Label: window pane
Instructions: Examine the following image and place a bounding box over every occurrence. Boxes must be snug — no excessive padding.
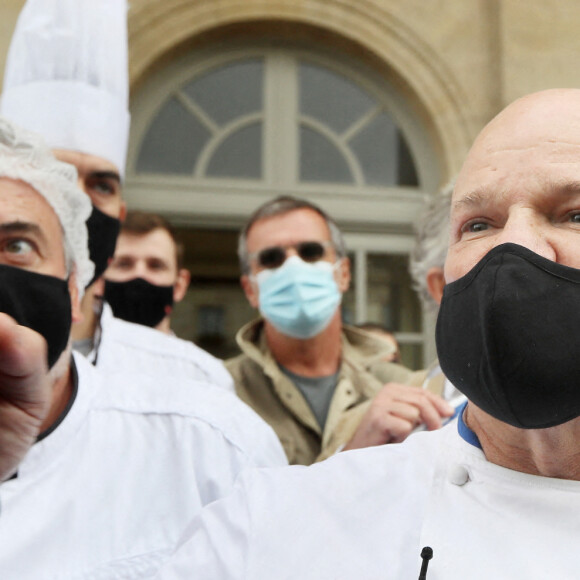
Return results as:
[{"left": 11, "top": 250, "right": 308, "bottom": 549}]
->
[
  {"left": 299, "top": 62, "right": 375, "bottom": 133},
  {"left": 300, "top": 126, "right": 352, "bottom": 183},
  {"left": 397, "top": 133, "right": 419, "bottom": 186},
  {"left": 341, "top": 252, "right": 356, "bottom": 324},
  {"left": 207, "top": 122, "right": 262, "bottom": 178},
  {"left": 366, "top": 253, "right": 420, "bottom": 333},
  {"left": 183, "top": 59, "right": 264, "bottom": 126},
  {"left": 366, "top": 253, "right": 422, "bottom": 370},
  {"left": 400, "top": 343, "right": 423, "bottom": 372},
  {"left": 136, "top": 97, "right": 210, "bottom": 174},
  {"left": 348, "top": 112, "right": 399, "bottom": 186}
]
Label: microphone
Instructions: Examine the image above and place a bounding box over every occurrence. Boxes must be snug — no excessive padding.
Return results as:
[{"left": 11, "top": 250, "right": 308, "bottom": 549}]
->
[{"left": 418, "top": 546, "right": 433, "bottom": 580}]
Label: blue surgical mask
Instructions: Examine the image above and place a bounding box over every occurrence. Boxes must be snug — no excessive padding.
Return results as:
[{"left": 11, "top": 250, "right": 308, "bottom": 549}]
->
[{"left": 255, "top": 256, "right": 341, "bottom": 339}]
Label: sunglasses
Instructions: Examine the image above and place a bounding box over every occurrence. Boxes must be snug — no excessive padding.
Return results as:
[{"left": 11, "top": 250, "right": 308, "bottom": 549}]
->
[{"left": 250, "top": 241, "right": 333, "bottom": 269}]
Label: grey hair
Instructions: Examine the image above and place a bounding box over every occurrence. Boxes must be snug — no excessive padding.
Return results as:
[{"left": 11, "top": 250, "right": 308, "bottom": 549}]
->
[
  {"left": 409, "top": 179, "right": 454, "bottom": 312},
  {"left": 0, "top": 117, "right": 93, "bottom": 294},
  {"left": 237, "top": 195, "right": 347, "bottom": 274}
]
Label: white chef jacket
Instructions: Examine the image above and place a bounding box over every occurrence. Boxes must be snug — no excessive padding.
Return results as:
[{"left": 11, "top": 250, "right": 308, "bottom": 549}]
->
[
  {"left": 0, "top": 352, "right": 286, "bottom": 580},
  {"left": 90, "top": 303, "right": 234, "bottom": 391},
  {"left": 157, "top": 405, "right": 580, "bottom": 579}
]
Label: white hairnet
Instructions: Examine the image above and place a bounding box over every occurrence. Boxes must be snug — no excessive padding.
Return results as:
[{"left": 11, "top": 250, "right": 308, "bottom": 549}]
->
[{"left": 0, "top": 116, "right": 94, "bottom": 294}]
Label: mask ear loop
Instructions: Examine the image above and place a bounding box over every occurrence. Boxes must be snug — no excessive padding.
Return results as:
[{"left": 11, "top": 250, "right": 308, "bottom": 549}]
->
[{"left": 332, "top": 257, "right": 344, "bottom": 272}]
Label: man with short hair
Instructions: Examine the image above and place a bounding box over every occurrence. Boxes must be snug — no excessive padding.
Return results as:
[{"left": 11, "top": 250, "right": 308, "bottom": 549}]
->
[
  {"left": 0, "top": 116, "right": 286, "bottom": 579},
  {"left": 0, "top": 0, "right": 234, "bottom": 390},
  {"left": 99, "top": 211, "right": 234, "bottom": 386},
  {"left": 228, "top": 195, "right": 453, "bottom": 464},
  {"left": 155, "top": 88, "right": 580, "bottom": 579},
  {"left": 103, "top": 211, "right": 190, "bottom": 334},
  {"left": 405, "top": 179, "right": 465, "bottom": 406}
]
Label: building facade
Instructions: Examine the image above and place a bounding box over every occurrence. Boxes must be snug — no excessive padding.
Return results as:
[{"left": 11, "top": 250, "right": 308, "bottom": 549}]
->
[{"left": 1, "top": 0, "right": 578, "bottom": 366}]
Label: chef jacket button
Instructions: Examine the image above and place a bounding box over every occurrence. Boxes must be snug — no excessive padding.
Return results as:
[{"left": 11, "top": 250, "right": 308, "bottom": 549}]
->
[{"left": 449, "top": 464, "right": 469, "bottom": 486}]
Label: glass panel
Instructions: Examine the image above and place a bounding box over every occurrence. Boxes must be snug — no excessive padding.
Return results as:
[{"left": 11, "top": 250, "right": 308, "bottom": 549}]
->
[
  {"left": 197, "top": 305, "right": 225, "bottom": 335},
  {"left": 206, "top": 122, "right": 262, "bottom": 178},
  {"left": 299, "top": 62, "right": 375, "bottom": 133},
  {"left": 136, "top": 97, "right": 210, "bottom": 174},
  {"left": 366, "top": 253, "right": 422, "bottom": 370},
  {"left": 348, "top": 112, "right": 399, "bottom": 186},
  {"left": 341, "top": 252, "right": 356, "bottom": 325},
  {"left": 397, "top": 132, "right": 419, "bottom": 186},
  {"left": 182, "top": 59, "right": 264, "bottom": 126},
  {"left": 400, "top": 343, "right": 423, "bottom": 372},
  {"left": 300, "top": 125, "right": 353, "bottom": 183}
]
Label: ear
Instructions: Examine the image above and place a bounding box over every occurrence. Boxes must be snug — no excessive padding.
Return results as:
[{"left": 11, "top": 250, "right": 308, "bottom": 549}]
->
[
  {"left": 68, "top": 272, "right": 84, "bottom": 324},
  {"left": 335, "top": 256, "right": 351, "bottom": 293},
  {"left": 91, "top": 276, "right": 106, "bottom": 297},
  {"left": 426, "top": 267, "right": 446, "bottom": 305},
  {"left": 241, "top": 274, "right": 260, "bottom": 309},
  {"left": 173, "top": 268, "right": 191, "bottom": 303},
  {"left": 119, "top": 201, "right": 127, "bottom": 222}
]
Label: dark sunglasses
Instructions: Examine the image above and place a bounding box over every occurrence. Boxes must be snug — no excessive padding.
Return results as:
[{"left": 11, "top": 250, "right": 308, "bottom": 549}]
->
[{"left": 250, "top": 241, "right": 333, "bottom": 269}]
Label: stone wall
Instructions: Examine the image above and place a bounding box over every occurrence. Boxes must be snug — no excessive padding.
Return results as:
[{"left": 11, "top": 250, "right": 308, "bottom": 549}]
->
[{"left": 1, "top": 0, "right": 580, "bottom": 179}]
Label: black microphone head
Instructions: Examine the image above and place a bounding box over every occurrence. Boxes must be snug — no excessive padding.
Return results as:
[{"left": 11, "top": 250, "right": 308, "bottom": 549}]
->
[{"left": 421, "top": 547, "right": 433, "bottom": 560}]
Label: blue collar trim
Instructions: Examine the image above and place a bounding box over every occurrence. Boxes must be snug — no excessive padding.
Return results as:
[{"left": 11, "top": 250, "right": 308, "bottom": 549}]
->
[{"left": 456, "top": 401, "right": 482, "bottom": 449}]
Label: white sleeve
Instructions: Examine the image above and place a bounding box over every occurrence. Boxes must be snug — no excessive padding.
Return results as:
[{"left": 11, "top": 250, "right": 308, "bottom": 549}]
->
[{"left": 156, "top": 479, "right": 252, "bottom": 580}]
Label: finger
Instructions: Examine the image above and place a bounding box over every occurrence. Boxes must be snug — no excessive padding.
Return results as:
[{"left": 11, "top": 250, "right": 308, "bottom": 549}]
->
[
  {"left": 383, "top": 414, "right": 416, "bottom": 443},
  {"left": 381, "top": 400, "right": 422, "bottom": 425},
  {"left": 423, "top": 390, "right": 456, "bottom": 416},
  {"left": 0, "top": 313, "right": 48, "bottom": 380},
  {"left": 379, "top": 382, "right": 456, "bottom": 417},
  {"left": 385, "top": 391, "right": 447, "bottom": 430}
]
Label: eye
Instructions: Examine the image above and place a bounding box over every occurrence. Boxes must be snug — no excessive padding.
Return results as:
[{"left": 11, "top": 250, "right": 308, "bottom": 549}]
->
[
  {"left": 469, "top": 222, "right": 489, "bottom": 232},
  {"left": 147, "top": 258, "right": 169, "bottom": 271},
  {"left": 461, "top": 220, "right": 490, "bottom": 234},
  {"left": 110, "top": 257, "right": 133, "bottom": 270},
  {"left": 84, "top": 174, "right": 121, "bottom": 199},
  {"left": 4, "top": 238, "right": 34, "bottom": 255},
  {"left": 87, "top": 179, "right": 115, "bottom": 196},
  {"left": 569, "top": 212, "right": 580, "bottom": 223}
]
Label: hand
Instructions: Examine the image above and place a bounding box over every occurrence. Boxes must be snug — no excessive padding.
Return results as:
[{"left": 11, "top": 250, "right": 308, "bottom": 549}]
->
[
  {"left": 344, "top": 382, "right": 455, "bottom": 450},
  {"left": 0, "top": 313, "right": 51, "bottom": 481}
]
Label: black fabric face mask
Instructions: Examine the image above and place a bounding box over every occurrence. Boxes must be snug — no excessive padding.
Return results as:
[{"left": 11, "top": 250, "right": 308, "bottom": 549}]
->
[
  {"left": 104, "top": 278, "right": 174, "bottom": 328},
  {"left": 436, "top": 243, "right": 580, "bottom": 429},
  {"left": 85, "top": 205, "right": 121, "bottom": 288},
  {"left": 0, "top": 264, "right": 71, "bottom": 368}
]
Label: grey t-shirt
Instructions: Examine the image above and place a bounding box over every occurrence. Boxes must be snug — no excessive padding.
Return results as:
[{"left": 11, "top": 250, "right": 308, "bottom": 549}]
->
[{"left": 280, "top": 365, "right": 339, "bottom": 429}]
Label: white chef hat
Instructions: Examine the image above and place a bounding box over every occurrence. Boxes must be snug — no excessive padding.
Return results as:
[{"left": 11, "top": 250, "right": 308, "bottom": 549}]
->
[
  {"left": 0, "top": 116, "right": 94, "bottom": 294},
  {"left": 0, "top": 0, "right": 130, "bottom": 177}
]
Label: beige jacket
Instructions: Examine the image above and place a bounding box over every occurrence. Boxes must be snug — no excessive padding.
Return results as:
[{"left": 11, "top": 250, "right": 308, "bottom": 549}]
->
[{"left": 226, "top": 319, "right": 413, "bottom": 465}]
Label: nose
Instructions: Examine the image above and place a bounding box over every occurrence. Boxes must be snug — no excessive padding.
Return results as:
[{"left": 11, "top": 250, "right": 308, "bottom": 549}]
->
[
  {"left": 496, "top": 207, "right": 556, "bottom": 261},
  {"left": 134, "top": 262, "right": 150, "bottom": 279},
  {"left": 285, "top": 247, "right": 300, "bottom": 260}
]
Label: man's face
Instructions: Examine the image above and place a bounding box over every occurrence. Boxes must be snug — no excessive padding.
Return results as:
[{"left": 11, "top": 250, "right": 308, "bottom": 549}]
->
[
  {"left": 0, "top": 178, "right": 67, "bottom": 276},
  {"left": 52, "top": 149, "right": 126, "bottom": 220},
  {"left": 0, "top": 178, "right": 79, "bottom": 315},
  {"left": 105, "top": 228, "right": 189, "bottom": 303},
  {"left": 446, "top": 89, "right": 580, "bottom": 284},
  {"left": 241, "top": 207, "right": 350, "bottom": 308}
]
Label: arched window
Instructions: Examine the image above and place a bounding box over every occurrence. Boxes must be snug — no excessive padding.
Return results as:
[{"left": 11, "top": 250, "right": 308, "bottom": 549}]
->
[{"left": 134, "top": 55, "right": 418, "bottom": 188}]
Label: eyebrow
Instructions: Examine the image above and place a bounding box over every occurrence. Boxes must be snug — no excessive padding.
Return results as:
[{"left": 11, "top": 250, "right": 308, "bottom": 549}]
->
[
  {"left": 454, "top": 180, "right": 580, "bottom": 211},
  {"left": 0, "top": 221, "right": 45, "bottom": 237},
  {"left": 452, "top": 189, "right": 488, "bottom": 211},
  {"left": 89, "top": 170, "right": 121, "bottom": 183}
]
